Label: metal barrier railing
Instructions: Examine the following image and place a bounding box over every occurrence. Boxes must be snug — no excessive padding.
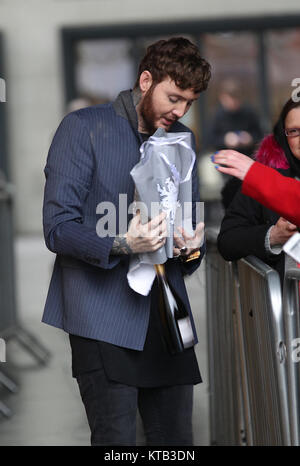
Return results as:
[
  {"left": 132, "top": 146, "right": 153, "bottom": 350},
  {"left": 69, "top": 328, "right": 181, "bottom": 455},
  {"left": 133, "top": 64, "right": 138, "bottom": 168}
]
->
[
  {"left": 206, "top": 229, "right": 291, "bottom": 446},
  {"left": 206, "top": 229, "right": 246, "bottom": 446},
  {"left": 0, "top": 177, "right": 18, "bottom": 334},
  {"left": 237, "top": 257, "right": 290, "bottom": 445},
  {"left": 0, "top": 173, "right": 51, "bottom": 418},
  {"left": 283, "top": 268, "right": 300, "bottom": 446}
]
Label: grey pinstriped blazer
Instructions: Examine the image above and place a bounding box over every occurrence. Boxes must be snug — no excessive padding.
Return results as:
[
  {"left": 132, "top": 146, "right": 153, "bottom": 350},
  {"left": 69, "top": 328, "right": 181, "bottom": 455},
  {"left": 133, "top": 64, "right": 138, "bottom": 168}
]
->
[{"left": 42, "top": 90, "right": 205, "bottom": 350}]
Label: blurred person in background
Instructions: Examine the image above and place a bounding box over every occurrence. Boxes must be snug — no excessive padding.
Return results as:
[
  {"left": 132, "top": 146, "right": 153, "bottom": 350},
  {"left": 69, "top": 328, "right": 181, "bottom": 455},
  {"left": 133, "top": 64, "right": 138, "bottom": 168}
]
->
[
  {"left": 217, "top": 97, "right": 300, "bottom": 282},
  {"left": 66, "top": 94, "right": 110, "bottom": 113},
  {"left": 208, "top": 78, "right": 263, "bottom": 208},
  {"left": 42, "top": 37, "right": 210, "bottom": 446}
]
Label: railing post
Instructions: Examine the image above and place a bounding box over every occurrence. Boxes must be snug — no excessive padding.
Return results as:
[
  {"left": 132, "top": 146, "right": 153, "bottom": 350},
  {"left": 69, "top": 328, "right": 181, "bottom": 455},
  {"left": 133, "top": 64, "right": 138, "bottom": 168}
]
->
[{"left": 283, "top": 268, "right": 300, "bottom": 446}]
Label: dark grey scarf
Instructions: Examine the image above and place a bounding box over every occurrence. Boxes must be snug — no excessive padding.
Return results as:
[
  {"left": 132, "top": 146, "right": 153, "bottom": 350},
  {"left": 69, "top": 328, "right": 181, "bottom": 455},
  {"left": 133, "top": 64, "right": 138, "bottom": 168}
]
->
[{"left": 113, "top": 89, "right": 142, "bottom": 144}]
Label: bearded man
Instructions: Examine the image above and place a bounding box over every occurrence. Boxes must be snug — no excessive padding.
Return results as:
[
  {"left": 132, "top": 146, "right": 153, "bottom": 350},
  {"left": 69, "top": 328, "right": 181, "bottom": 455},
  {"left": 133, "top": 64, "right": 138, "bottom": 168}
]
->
[{"left": 42, "top": 37, "right": 211, "bottom": 446}]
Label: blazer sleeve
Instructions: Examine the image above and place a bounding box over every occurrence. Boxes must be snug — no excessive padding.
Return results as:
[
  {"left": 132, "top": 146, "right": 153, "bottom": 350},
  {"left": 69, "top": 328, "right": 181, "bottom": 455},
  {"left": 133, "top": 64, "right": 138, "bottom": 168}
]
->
[
  {"left": 43, "top": 112, "right": 120, "bottom": 270},
  {"left": 217, "top": 187, "right": 281, "bottom": 263},
  {"left": 242, "top": 162, "right": 300, "bottom": 227}
]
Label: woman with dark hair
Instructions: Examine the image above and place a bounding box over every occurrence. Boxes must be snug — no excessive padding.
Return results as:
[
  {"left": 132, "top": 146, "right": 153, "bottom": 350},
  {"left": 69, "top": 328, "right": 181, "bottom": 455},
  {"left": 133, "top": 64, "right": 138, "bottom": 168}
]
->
[{"left": 217, "top": 98, "right": 300, "bottom": 282}]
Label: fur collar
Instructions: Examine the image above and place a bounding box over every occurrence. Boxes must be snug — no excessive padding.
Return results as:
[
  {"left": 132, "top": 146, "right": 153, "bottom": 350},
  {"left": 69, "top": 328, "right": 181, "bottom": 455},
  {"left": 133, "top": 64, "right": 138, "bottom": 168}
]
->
[{"left": 254, "top": 134, "right": 289, "bottom": 169}]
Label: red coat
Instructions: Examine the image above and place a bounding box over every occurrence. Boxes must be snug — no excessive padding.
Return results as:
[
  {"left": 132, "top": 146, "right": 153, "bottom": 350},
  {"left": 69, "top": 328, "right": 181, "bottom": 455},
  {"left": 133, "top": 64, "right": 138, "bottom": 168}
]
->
[{"left": 242, "top": 162, "right": 300, "bottom": 227}]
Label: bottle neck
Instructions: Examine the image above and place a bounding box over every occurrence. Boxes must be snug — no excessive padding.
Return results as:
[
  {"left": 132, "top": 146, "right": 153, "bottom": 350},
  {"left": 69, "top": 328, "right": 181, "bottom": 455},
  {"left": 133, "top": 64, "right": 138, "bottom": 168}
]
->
[{"left": 154, "top": 264, "right": 166, "bottom": 279}]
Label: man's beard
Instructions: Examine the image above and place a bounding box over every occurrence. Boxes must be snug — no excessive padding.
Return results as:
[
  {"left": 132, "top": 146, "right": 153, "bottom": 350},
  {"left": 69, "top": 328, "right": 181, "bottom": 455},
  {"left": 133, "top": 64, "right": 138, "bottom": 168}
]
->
[{"left": 139, "top": 85, "right": 157, "bottom": 134}]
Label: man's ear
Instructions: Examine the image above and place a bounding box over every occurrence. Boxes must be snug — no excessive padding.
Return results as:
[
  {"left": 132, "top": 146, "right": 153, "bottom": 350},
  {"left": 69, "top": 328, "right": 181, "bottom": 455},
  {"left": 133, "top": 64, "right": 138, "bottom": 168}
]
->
[{"left": 139, "top": 71, "right": 153, "bottom": 94}]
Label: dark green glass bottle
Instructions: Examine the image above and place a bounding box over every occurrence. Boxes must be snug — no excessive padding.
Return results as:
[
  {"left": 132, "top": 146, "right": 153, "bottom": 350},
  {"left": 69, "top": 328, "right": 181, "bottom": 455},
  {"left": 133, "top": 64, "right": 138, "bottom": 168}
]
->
[{"left": 155, "top": 264, "right": 195, "bottom": 354}]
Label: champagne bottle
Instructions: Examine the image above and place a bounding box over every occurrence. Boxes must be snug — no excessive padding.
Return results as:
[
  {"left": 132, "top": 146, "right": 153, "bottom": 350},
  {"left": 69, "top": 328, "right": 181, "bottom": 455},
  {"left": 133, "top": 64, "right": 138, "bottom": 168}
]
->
[{"left": 155, "top": 264, "right": 195, "bottom": 354}]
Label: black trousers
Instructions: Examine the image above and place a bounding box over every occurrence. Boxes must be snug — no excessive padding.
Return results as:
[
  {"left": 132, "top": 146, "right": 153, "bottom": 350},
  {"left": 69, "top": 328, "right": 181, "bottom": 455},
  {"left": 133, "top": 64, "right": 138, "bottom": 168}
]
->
[{"left": 75, "top": 366, "right": 194, "bottom": 446}]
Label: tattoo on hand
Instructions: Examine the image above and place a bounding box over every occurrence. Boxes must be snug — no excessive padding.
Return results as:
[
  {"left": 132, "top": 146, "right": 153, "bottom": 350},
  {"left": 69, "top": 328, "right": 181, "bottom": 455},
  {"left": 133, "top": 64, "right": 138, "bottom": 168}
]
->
[{"left": 111, "top": 235, "right": 132, "bottom": 255}]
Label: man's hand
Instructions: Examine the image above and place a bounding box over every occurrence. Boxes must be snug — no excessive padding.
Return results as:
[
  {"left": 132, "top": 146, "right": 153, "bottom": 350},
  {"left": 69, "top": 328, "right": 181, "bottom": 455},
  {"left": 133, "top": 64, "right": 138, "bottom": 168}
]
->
[
  {"left": 270, "top": 217, "right": 298, "bottom": 246},
  {"left": 125, "top": 210, "right": 167, "bottom": 254},
  {"left": 173, "top": 222, "right": 205, "bottom": 258}
]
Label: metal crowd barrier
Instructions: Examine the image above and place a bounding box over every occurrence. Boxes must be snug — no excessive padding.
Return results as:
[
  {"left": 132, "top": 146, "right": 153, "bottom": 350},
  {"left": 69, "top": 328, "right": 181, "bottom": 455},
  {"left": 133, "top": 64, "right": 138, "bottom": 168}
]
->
[
  {"left": 0, "top": 175, "right": 18, "bottom": 335},
  {"left": 0, "top": 175, "right": 18, "bottom": 417},
  {"left": 237, "top": 257, "right": 290, "bottom": 445},
  {"left": 206, "top": 229, "right": 291, "bottom": 446},
  {"left": 206, "top": 231, "right": 245, "bottom": 445},
  {"left": 0, "top": 173, "right": 51, "bottom": 418},
  {"left": 283, "top": 268, "right": 300, "bottom": 446}
]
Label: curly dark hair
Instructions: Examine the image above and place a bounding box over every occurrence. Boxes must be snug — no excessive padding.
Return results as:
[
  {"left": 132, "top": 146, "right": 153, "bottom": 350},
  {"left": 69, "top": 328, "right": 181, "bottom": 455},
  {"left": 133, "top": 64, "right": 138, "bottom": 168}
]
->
[{"left": 134, "top": 37, "right": 211, "bottom": 93}]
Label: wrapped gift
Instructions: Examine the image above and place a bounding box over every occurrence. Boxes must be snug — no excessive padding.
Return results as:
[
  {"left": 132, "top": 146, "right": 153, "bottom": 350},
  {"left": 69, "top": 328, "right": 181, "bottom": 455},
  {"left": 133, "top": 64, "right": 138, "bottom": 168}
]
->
[{"left": 127, "top": 128, "right": 198, "bottom": 296}]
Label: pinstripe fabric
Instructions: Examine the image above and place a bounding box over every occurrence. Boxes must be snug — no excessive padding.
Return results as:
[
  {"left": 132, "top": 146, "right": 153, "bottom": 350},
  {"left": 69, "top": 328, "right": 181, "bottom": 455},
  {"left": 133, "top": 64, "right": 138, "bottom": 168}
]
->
[{"left": 42, "top": 95, "right": 204, "bottom": 350}]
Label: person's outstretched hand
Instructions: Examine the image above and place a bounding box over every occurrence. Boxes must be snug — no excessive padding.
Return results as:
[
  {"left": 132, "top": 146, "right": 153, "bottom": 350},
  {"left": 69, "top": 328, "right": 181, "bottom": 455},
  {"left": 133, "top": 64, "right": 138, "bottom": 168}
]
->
[{"left": 212, "top": 150, "right": 254, "bottom": 180}]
